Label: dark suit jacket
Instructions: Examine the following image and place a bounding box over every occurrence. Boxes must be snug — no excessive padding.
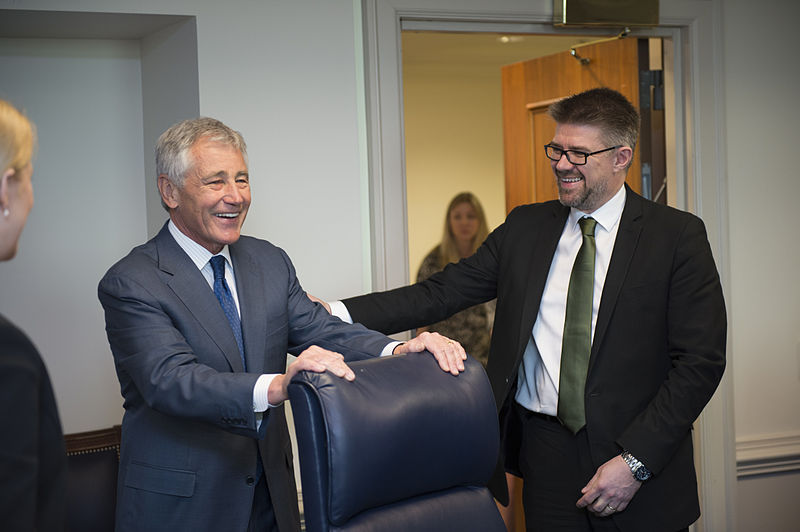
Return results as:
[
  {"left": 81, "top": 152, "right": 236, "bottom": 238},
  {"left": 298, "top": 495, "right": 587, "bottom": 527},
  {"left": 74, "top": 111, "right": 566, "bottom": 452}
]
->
[
  {"left": 0, "top": 314, "right": 67, "bottom": 531},
  {"left": 98, "top": 223, "right": 392, "bottom": 532},
  {"left": 344, "top": 187, "right": 726, "bottom": 531}
]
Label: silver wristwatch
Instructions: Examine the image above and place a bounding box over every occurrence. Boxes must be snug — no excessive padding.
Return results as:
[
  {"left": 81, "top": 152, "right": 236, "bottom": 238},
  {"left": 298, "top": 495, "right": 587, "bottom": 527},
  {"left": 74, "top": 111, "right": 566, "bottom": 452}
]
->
[{"left": 621, "top": 451, "right": 652, "bottom": 481}]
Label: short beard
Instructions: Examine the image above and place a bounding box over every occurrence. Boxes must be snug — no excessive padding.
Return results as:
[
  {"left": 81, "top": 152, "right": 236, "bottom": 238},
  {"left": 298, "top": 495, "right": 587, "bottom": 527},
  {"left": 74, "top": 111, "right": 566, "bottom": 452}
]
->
[{"left": 556, "top": 170, "right": 606, "bottom": 213}]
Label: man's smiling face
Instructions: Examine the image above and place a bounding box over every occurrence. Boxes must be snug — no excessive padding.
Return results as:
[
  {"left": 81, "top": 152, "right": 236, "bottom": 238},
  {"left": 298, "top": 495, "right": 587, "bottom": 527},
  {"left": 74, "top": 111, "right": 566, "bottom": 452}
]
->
[
  {"left": 550, "top": 123, "right": 630, "bottom": 214},
  {"left": 162, "top": 136, "right": 251, "bottom": 254}
]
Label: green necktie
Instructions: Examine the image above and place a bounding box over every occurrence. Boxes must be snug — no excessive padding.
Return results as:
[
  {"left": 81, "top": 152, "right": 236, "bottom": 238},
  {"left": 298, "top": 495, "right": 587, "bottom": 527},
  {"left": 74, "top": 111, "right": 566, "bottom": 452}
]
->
[{"left": 557, "top": 217, "right": 597, "bottom": 434}]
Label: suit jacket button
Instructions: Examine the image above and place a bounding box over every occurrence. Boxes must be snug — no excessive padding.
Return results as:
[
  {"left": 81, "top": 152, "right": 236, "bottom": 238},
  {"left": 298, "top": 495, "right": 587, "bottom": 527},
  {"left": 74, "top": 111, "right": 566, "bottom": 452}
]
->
[{"left": 246, "top": 475, "right": 255, "bottom": 486}]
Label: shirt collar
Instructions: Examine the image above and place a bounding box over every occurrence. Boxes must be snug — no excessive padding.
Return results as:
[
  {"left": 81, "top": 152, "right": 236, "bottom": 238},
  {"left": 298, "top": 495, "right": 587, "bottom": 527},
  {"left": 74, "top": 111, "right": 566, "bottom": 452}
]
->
[
  {"left": 569, "top": 184, "right": 626, "bottom": 233},
  {"left": 167, "top": 219, "right": 233, "bottom": 271}
]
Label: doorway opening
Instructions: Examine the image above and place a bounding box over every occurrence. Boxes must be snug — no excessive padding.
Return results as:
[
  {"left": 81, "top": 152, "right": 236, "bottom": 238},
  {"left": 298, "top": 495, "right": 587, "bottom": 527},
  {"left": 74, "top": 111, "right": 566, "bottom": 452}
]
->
[
  {"left": 400, "top": 28, "right": 673, "bottom": 530},
  {"left": 401, "top": 30, "right": 672, "bottom": 281}
]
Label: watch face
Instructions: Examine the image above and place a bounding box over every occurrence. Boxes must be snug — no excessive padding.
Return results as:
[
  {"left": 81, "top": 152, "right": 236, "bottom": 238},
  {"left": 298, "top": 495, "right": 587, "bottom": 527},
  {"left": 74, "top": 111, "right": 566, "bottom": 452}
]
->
[{"left": 634, "top": 467, "right": 652, "bottom": 481}]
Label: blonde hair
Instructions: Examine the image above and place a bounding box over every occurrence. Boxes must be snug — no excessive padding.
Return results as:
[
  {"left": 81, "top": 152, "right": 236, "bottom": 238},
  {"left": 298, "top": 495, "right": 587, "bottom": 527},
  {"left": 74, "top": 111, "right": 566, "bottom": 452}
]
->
[
  {"left": 0, "top": 100, "right": 36, "bottom": 175},
  {"left": 436, "top": 192, "right": 489, "bottom": 268}
]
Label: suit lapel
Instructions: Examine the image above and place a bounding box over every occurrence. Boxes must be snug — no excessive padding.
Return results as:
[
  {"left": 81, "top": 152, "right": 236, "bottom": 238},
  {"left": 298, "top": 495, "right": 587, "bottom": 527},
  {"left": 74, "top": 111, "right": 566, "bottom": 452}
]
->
[
  {"left": 154, "top": 225, "right": 246, "bottom": 372},
  {"left": 515, "top": 202, "right": 570, "bottom": 359},
  {"left": 589, "top": 188, "right": 644, "bottom": 370},
  {"left": 229, "top": 243, "right": 268, "bottom": 375}
]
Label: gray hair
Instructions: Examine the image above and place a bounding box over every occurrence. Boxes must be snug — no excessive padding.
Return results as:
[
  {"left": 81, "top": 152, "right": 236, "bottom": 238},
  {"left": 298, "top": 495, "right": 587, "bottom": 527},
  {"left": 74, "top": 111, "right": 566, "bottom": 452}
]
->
[{"left": 155, "top": 117, "right": 248, "bottom": 187}]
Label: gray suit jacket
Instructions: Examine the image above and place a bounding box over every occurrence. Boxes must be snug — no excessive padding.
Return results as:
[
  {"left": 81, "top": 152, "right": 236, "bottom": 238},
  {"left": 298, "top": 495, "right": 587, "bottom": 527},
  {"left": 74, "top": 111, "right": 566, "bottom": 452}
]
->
[{"left": 99, "top": 223, "right": 391, "bottom": 532}]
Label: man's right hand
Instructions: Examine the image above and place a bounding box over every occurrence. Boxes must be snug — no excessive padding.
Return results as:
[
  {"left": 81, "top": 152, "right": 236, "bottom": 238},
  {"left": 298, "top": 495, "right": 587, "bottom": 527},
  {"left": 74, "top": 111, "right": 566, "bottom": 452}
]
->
[{"left": 394, "top": 331, "right": 466, "bottom": 376}]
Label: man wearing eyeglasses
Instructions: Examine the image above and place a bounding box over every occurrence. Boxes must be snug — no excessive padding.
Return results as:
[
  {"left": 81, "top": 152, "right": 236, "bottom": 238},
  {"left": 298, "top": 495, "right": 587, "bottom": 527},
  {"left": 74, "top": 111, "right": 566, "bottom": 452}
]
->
[{"left": 319, "top": 88, "right": 726, "bottom": 531}]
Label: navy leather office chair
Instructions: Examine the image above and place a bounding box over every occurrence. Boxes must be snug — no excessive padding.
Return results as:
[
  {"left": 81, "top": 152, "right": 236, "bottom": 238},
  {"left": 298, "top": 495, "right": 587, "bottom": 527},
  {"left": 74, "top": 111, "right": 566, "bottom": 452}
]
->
[{"left": 288, "top": 351, "right": 505, "bottom": 532}]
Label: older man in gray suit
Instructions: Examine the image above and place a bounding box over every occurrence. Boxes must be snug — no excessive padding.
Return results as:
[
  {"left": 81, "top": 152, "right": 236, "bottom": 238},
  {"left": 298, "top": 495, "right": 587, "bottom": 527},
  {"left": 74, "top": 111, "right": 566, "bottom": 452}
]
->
[{"left": 98, "top": 117, "right": 465, "bottom": 532}]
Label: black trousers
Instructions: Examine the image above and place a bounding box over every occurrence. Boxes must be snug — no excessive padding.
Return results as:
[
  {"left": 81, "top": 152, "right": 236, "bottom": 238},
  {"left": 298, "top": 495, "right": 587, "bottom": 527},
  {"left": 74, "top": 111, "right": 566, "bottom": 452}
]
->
[
  {"left": 248, "top": 474, "right": 279, "bottom": 532},
  {"left": 515, "top": 402, "right": 690, "bottom": 532},
  {"left": 516, "top": 402, "right": 617, "bottom": 531}
]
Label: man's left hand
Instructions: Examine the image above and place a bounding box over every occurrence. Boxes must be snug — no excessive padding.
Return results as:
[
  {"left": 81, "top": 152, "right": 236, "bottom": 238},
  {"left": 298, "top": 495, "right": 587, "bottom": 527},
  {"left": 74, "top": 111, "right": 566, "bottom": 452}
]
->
[
  {"left": 393, "top": 331, "right": 466, "bottom": 375},
  {"left": 268, "top": 345, "right": 354, "bottom": 405},
  {"left": 576, "top": 455, "right": 642, "bottom": 516},
  {"left": 306, "top": 293, "right": 331, "bottom": 314}
]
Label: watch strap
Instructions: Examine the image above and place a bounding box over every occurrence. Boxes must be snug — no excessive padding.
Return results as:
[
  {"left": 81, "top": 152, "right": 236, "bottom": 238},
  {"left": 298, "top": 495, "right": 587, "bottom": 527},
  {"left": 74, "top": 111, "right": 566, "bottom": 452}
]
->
[{"left": 621, "top": 451, "right": 651, "bottom": 481}]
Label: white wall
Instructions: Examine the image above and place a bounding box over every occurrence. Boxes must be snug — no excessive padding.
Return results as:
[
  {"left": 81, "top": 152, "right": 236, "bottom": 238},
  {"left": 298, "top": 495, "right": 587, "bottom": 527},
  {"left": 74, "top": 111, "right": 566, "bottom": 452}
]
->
[
  {"left": 190, "top": 2, "right": 373, "bottom": 299},
  {"left": 140, "top": 18, "right": 200, "bottom": 237},
  {"left": 0, "top": 37, "right": 146, "bottom": 432},
  {"left": 724, "top": 0, "right": 800, "bottom": 441},
  {"left": 0, "top": 1, "right": 372, "bottom": 434},
  {"left": 738, "top": 472, "right": 798, "bottom": 532},
  {"left": 403, "top": 59, "right": 507, "bottom": 277},
  {"left": 723, "top": 0, "right": 800, "bottom": 527}
]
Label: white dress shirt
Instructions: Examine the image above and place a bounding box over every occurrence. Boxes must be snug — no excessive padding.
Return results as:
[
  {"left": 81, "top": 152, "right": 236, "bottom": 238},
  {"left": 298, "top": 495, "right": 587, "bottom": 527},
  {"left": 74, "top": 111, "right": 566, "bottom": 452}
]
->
[{"left": 515, "top": 186, "right": 626, "bottom": 415}]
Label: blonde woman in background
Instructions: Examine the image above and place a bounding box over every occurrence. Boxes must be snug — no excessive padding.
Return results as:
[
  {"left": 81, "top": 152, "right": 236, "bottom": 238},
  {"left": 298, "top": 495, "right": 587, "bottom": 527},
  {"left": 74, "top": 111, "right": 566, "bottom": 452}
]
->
[
  {"left": 416, "top": 192, "right": 523, "bottom": 530},
  {"left": 416, "top": 192, "right": 495, "bottom": 367},
  {"left": 0, "top": 99, "right": 67, "bottom": 530}
]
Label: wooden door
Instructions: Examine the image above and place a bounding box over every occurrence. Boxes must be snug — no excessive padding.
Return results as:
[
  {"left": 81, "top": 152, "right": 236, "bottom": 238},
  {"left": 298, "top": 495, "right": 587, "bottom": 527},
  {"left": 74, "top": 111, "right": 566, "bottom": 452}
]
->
[{"left": 501, "top": 38, "right": 642, "bottom": 213}]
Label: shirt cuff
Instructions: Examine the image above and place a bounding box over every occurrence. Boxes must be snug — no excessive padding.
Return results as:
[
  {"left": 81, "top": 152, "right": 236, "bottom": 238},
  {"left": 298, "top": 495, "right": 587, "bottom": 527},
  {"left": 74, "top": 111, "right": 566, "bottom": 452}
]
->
[
  {"left": 382, "top": 341, "right": 403, "bottom": 357},
  {"left": 329, "top": 300, "right": 353, "bottom": 323},
  {"left": 253, "top": 373, "right": 279, "bottom": 411}
]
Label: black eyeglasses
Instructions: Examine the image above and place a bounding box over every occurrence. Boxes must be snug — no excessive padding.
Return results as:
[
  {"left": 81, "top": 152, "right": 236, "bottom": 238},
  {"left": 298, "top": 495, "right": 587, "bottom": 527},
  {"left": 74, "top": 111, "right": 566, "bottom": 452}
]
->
[{"left": 543, "top": 144, "right": 621, "bottom": 165}]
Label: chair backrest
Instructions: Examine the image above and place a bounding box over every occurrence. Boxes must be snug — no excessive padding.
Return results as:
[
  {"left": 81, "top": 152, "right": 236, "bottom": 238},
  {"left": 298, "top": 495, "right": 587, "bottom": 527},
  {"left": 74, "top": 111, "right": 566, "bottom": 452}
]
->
[
  {"left": 288, "top": 352, "right": 505, "bottom": 532},
  {"left": 64, "top": 425, "right": 121, "bottom": 532}
]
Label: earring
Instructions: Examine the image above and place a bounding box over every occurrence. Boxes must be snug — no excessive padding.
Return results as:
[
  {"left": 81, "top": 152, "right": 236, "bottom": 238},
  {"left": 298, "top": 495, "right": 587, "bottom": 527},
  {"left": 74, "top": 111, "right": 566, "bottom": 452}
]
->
[{"left": 2, "top": 208, "right": 8, "bottom": 217}]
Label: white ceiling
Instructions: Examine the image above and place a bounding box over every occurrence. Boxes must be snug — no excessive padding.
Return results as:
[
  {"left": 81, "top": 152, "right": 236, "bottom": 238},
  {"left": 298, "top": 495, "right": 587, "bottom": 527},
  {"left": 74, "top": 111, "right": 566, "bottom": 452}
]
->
[{"left": 401, "top": 31, "right": 607, "bottom": 71}]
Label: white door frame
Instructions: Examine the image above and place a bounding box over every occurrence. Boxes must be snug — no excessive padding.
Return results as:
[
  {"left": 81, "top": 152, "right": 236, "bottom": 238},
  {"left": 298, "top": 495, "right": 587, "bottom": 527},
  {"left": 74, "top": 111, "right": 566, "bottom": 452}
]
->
[{"left": 361, "top": 1, "right": 734, "bottom": 530}]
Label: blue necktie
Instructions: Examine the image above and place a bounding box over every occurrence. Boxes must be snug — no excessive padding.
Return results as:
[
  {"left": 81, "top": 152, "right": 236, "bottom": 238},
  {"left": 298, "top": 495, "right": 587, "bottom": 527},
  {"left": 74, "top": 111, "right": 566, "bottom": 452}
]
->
[{"left": 209, "top": 255, "right": 246, "bottom": 371}]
